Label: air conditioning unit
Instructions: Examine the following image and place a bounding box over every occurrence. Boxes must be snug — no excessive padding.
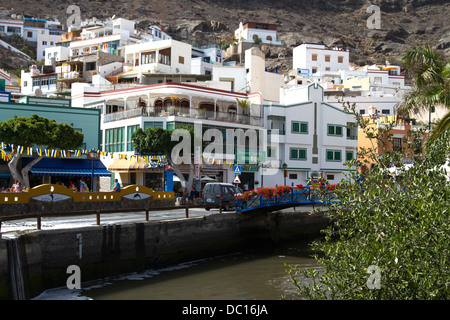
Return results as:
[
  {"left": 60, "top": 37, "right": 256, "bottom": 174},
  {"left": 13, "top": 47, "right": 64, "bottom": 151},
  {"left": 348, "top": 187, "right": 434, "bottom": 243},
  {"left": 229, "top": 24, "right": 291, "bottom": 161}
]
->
[{"left": 307, "top": 171, "right": 320, "bottom": 179}]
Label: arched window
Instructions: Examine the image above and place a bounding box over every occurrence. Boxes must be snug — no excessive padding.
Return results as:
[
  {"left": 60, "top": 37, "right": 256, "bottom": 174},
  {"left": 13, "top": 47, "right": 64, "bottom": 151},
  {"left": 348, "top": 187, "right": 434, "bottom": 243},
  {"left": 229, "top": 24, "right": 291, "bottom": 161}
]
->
[
  {"left": 199, "top": 102, "right": 218, "bottom": 119},
  {"left": 266, "top": 35, "right": 272, "bottom": 41},
  {"left": 180, "top": 99, "right": 190, "bottom": 115},
  {"left": 228, "top": 106, "right": 237, "bottom": 120},
  {"left": 154, "top": 99, "right": 163, "bottom": 115}
]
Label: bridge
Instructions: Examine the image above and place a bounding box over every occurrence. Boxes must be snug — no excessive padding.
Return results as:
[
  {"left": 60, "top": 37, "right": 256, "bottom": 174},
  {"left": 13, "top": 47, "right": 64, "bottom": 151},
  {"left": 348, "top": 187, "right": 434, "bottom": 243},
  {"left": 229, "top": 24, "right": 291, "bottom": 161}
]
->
[{"left": 234, "top": 186, "right": 339, "bottom": 214}]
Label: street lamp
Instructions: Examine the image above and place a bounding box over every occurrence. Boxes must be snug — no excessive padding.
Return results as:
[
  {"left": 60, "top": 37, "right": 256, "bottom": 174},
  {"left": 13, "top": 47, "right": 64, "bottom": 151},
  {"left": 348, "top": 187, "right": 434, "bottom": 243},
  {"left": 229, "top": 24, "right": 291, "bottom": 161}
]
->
[{"left": 282, "top": 163, "right": 288, "bottom": 186}]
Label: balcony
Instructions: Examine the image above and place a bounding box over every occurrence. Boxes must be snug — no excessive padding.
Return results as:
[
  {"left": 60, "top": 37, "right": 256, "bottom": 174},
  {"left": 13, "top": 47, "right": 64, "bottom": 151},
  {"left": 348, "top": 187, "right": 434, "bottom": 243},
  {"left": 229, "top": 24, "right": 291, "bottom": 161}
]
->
[{"left": 103, "top": 105, "right": 263, "bottom": 126}]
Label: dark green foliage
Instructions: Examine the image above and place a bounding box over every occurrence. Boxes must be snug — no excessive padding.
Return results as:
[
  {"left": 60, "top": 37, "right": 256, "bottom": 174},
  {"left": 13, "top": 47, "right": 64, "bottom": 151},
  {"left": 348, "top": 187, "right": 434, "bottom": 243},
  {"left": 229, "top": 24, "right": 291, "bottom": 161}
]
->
[
  {"left": 286, "top": 104, "right": 450, "bottom": 300},
  {"left": 0, "top": 114, "right": 84, "bottom": 149}
]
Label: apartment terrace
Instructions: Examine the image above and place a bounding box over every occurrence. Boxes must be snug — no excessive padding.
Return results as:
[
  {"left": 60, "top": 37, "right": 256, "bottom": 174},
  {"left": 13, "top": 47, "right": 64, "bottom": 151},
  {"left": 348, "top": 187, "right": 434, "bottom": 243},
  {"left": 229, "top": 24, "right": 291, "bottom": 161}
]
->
[{"left": 78, "top": 82, "right": 263, "bottom": 127}]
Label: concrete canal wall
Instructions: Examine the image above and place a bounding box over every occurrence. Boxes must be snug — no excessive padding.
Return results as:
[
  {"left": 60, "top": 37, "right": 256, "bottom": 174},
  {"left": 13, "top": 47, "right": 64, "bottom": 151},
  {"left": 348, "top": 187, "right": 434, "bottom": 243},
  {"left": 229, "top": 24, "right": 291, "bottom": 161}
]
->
[{"left": 0, "top": 209, "right": 329, "bottom": 300}]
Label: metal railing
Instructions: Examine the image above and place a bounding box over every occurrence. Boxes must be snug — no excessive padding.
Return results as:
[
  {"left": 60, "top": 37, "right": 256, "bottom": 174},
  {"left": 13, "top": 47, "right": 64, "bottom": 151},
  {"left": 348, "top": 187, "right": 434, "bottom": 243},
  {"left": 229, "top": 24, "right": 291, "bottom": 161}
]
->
[
  {"left": 235, "top": 186, "right": 338, "bottom": 213},
  {"left": 103, "top": 106, "right": 263, "bottom": 126},
  {"left": 0, "top": 201, "right": 236, "bottom": 233}
]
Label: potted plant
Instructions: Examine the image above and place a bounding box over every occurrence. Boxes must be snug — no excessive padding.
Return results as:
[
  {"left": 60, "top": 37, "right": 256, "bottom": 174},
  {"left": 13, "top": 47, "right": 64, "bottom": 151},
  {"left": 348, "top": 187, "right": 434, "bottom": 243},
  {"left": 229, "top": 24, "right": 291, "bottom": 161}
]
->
[
  {"left": 168, "top": 106, "right": 178, "bottom": 115},
  {"left": 197, "top": 108, "right": 206, "bottom": 119}
]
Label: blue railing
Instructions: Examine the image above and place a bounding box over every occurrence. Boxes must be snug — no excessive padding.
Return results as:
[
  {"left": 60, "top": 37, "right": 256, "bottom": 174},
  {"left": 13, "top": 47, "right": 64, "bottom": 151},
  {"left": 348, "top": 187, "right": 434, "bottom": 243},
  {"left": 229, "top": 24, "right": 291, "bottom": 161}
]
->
[{"left": 235, "top": 186, "right": 338, "bottom": 213}]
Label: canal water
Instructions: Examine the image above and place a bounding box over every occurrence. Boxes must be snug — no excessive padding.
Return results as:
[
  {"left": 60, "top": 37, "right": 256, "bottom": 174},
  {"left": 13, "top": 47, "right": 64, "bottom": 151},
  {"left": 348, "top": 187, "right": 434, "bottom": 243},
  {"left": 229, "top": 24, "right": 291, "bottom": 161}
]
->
[{"left": 34, "top": 239, "right": 320, "bottom": 300}]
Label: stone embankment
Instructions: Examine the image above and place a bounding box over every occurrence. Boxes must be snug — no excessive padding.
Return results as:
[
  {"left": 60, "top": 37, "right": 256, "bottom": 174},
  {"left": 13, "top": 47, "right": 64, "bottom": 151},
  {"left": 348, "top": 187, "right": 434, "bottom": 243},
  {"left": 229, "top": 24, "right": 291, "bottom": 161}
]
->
[{"left": 0, "top": 209, "right": 329, "bottom": 300}]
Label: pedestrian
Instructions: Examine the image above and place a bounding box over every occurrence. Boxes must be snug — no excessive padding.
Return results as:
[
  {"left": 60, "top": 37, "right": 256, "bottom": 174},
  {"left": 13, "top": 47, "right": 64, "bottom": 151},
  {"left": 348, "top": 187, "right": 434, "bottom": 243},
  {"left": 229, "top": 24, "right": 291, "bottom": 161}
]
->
[
  {"left": 79, "top": 179, "right": 88, "bottom": 192},
  {"left": 189, "top": 186, "right": 199, "bottom": 204},
  {"left": 14, "top": 181, "right": 22, "bottom": 192},
  {"left": 243, "top": 182, "right": 249, "bottom": 191},
  {"left": 306, "top": 176, "right": 315, "bottom": 200},
  {"left": 181, "top": 188, "right": 189, "bottom": 205},
  {"left": 71, "top": 183, "right": 77, "bottom": 192},
  {"left": 113, "top": 179, "right": 121, "bottom": 192}
]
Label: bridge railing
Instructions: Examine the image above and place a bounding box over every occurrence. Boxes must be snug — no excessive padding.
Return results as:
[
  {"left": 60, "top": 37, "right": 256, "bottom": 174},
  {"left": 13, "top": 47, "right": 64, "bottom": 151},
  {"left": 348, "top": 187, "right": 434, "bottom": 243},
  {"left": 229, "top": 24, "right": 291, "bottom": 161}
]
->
[{"left": 235, "top": 186, "right": 339, "bottom": 213}]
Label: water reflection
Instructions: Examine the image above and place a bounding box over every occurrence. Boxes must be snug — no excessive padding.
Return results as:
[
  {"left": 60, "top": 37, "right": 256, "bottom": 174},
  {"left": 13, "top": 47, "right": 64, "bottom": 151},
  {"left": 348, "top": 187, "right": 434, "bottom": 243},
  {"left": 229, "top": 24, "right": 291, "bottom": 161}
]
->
[{"left": 81, "top": 240, "right": 320, "bottom": 300}]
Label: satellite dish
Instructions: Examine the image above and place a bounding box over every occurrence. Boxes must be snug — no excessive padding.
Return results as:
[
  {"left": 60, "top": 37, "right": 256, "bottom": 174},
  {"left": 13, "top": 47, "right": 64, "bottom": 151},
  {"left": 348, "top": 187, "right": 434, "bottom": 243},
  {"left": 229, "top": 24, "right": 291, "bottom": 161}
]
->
[{"left": 35, "top": 88, "right": 42, "bottom": 97}]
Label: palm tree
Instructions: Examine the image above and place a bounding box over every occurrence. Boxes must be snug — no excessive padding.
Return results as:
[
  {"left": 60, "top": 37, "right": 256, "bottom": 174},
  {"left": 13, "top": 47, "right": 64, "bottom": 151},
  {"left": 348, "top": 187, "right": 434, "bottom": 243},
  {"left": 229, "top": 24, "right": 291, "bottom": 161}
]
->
[{"left": 399, "top": 45, "right": 450, "bottom": 140}]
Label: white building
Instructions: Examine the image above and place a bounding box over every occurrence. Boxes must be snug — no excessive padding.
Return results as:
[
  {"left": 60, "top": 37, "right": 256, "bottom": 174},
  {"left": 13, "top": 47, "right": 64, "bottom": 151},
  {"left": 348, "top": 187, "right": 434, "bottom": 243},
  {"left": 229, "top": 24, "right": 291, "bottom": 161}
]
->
[
  {"left": 293, "top": 43, "right": 350, "bottom": 77},
  {"left": 22, "top": 17, "right": 64, "bottom": 62},
  {"left": 0, "top": 18, "right": 23, "bottom": 37},
  {"left": 20, "top": 65, "right": 57, "bottom": 96},
  {"left": 262, "top": 83, "right": 358, "bottom": 187},
  {"left": 234, "top": 21, "right": 283, "bottom": 46},
  {"left": 245, "top": 47, "right": 285, "bottom": 102},
  {"left": 191, "top": 45, "right": 223, "bottom": 75},
  {"left": 147, "top": 25, "right": 171, "bottom": 41},
  {"left": 121, "top": 39, "right": 192, "bottom": 82},
  {"left": 69, "top": 18, "right": 138, "bottom": 57},
  {"left": 72, "top": 81, "right": 264, "bottom": 191},
  {"left": 44, "top": 46, "right": 70, "bottom": 66}
]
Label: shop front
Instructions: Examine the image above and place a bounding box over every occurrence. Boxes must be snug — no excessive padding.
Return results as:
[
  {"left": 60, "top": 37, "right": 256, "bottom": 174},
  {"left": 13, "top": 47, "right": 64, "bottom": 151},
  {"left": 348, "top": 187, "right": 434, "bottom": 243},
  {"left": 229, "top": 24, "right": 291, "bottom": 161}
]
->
[
  {"left": 108, "top": 157, "right": 173, "bottom": 192},
  {"left": 22, "top": 157, "right": 111, "bottom": 191}
]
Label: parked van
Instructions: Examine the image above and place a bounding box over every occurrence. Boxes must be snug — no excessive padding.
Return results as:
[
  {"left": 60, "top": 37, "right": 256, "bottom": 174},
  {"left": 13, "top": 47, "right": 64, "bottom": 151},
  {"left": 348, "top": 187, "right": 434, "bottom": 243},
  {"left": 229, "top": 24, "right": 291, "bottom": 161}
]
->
[{"left": 202, "top": 182, "right": 241, "bottom": 211}]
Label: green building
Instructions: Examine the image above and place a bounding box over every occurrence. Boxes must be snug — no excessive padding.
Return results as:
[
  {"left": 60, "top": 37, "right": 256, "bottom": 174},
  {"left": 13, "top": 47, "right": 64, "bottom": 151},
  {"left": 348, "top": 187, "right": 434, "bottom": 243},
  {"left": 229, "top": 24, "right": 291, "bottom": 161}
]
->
[{"left": 0, "top": 97, "right": 110, "bottom": 190}]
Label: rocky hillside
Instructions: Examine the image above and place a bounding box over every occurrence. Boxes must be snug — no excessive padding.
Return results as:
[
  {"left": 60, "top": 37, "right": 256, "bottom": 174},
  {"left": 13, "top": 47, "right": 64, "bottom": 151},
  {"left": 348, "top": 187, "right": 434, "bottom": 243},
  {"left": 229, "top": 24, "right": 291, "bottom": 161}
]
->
[{"left": 0, "top": 0, "right": 449, "bottom": 75}]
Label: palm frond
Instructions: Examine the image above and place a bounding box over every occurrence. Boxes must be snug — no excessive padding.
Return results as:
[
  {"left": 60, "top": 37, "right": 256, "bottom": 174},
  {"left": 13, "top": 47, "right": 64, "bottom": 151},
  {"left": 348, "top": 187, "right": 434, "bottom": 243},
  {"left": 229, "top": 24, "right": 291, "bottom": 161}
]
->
[{"left": 428, "top": 111, "right": 450, "bottom": 141}]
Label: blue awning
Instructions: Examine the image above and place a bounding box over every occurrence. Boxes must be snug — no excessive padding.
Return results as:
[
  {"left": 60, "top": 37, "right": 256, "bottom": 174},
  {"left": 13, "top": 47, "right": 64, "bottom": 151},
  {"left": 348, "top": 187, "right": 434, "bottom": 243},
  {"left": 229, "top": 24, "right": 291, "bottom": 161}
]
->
[
  {"left": 0, "top": 171, "right": 11, "bottom": 178},
  {"left": 22, "top": 158, "right": 111, "bottom": 177}
]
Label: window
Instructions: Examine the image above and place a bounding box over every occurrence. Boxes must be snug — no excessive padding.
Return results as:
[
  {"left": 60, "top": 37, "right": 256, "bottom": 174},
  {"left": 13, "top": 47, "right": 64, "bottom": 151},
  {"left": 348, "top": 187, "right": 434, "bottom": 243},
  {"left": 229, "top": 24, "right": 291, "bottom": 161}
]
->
[
  {"left": 141, "top": 51, "right": 156, "bottom": 64},
  {"left": 266, "top": 35, "right": 272, "bottom": 41},
  {"left": 327, "top": 124, "right": 343, "bottom": 136},
  {"left": 267, "top": 146, "right": 277, "bottom": 159},
  {"left": 338, "top": 56, "right": 344, "bottom": 63},
  {"left": 27, "top": 31, "right": 33, "bottom": 38},
  {"left": 326, "top": 149, "right": 342, "bottom": 162},
  {"left": 393, "top": 138, "right": 403, "bottom": 152},
  {"left": 312, "top": 54, "right": 317, "bottom": 61},
  {"left": 312, "top": 67, "right": 317, "bottom": 74},
  {"left": 7, "top": 26, "right": 21, "bottom": 34},
  {"left": 325, "top": 67, "right": 330, "bottom": 71},
  {"left": 291, "top": 121, "right": 308, "bottom": 134},
  {"left": 374, "top": 77, "right": 382, "bottom": 84},
  {"left": 144, "top": 121, "right": 163, "bottom": 130},
  {"left": 346, "top": 151, "right": 354, "bottom": 161},
  {"left": 289, "top": 173, "right": 298, "bottom": 180},
  {"left": 325, "top": 55, "right": 330, "bottom": 62},
  {"left": 346, "top": 123, "right": 357, "bottom": 140},
  {"left": 158, "top": 48, "right": 171, "bottom": 65},
  {"left": 42, "top": 41, "right": 47, "bottom": 45},
  {"left": 86, "top": 62, "right": 96, "bottom": 71},
  {"left": 179, "top": 56, "right": 184, "bottom": 64},
  {"left": 104, "top": 127, "right": 125, "bottom": 152},
  {"left": 327, "top": 174, "right": 335, "bottom": 180},
  {"left": 360, "top": 109, "right": 366, "bottom": 115},
  {"left": 127, "top": 125, "right": 140, "bottom": 151},
  {"left": 290, "top": 148, "right": 307, "bottom": 160},
  {"left": 382, "top": 109, "right": 390, "bottom": 115}
]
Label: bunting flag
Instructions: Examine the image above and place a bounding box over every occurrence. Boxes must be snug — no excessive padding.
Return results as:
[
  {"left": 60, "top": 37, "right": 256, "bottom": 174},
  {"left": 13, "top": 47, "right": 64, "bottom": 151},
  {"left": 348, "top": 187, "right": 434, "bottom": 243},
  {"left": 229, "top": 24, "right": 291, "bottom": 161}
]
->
[
  {"left": 17, "top": 146, "right": 24, "bottom": 154},
  {"left": 37, "top": 148, "right": 43, "bottom": 157},
  {"left": 27, "top": 147, "right": 33, "bottom": 155},
  {"left": 61, "top": 150, "right": 67, "bottom": 157}
]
